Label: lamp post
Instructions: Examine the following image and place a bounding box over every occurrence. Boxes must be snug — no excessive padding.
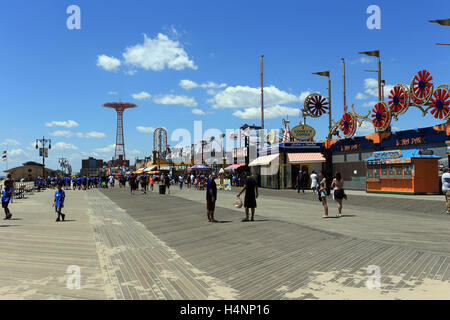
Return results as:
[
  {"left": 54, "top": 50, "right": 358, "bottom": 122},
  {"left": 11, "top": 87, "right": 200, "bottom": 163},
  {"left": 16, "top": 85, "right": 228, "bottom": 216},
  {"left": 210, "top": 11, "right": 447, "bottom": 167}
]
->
[
  {"left": 359, "top": 50, "right": 381, "bottom": 101},
  {"left": 429, "top": 18, "right": 450, "bottom": 45},
  {"left": 201, "top": 139, "right": 207, "bottom": 164},
  {"left": 35, "top": 137, "right": 51, "bottom": 179},
  {"left": 220, "top": 133, "right": 226, "bottom": 168},
  {"left": 311, "top": 71, "right": 331, "bottom": 136}
]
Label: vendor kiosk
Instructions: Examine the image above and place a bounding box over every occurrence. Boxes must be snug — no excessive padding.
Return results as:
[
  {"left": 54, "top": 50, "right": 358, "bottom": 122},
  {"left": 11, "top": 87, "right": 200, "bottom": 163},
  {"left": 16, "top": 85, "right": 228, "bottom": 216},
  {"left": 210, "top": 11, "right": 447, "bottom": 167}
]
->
[{"left": 364, "top": 149, "right": 440, "bottom": 194}]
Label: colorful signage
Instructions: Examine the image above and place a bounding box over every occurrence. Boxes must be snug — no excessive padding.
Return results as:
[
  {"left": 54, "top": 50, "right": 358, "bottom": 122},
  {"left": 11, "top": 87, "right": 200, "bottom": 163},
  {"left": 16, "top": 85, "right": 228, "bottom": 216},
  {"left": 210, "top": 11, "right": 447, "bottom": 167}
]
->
[
  {"left": 373, "top": 150, "right": 401, "bottom": 160},
  {"left": 291, "top": 125, "right": 316, "bottom": 141},
  {"left": 39, "top": 148, "right": 48, "bottom": 158}
]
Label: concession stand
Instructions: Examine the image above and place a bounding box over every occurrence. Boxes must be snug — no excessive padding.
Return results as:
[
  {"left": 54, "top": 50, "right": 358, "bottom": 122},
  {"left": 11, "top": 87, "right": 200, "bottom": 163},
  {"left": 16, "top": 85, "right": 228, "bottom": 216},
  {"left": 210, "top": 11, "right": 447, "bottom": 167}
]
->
[{"left": 363, "top": 149, "right": 440, "bottom": 194}]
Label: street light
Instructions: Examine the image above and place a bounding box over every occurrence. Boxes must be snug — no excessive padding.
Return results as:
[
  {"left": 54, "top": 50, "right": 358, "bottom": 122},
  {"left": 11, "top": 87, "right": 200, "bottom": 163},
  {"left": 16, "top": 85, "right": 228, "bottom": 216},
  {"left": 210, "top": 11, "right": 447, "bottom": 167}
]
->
[
  {"left": 429, "top": 18, "right": 450, "bottom": 45},
  {"left": 359, "top": 50, "right": 381, "bottom": 101},
  {"left": 311, "top": 71, "right": 332, "bottom": 136},
  {"left": 36, "top": 136, "right": 51, "bottom": 179},
  {"left": 220, "top": 133, "right": 226, "bottom": 168}
]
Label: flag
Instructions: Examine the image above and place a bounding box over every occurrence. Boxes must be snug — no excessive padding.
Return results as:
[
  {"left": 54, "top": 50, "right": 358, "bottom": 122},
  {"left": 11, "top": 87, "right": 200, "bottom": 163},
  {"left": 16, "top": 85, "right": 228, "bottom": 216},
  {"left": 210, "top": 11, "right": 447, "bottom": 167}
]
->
[
  {"left": 429, "top": 19, "right": 450, "bottom": 26},
  {"left": 312, "top": 71, "right": 330, "bottom": 77},
  {"left": 2, "top": 151, "right": 6, "bottom": 161},
  {"left": 358, "top": 50, "right": 380, "bottom": 57}
]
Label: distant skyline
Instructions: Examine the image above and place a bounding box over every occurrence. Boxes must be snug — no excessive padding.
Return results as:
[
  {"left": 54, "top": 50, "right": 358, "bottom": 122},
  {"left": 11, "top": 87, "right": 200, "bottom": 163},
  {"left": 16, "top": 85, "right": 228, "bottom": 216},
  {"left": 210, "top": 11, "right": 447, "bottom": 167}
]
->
[{"left": 1, "top": 0, "right": 449, "bottom": 172}]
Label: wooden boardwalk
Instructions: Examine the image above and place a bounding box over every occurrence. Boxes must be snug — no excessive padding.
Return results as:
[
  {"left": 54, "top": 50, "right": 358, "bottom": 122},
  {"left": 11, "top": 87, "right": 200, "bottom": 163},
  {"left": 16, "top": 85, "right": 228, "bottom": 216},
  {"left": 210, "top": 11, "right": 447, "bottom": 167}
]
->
[{"left": 1, "top": 185, "right": 450, "bottom": 299}]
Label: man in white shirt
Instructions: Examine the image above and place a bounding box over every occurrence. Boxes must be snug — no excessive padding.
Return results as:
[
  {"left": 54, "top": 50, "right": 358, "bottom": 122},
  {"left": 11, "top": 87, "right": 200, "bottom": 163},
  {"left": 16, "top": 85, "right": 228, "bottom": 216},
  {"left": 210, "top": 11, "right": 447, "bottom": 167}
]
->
[{"left": 442, "top": 168, "right": 450, "bottom": 214}]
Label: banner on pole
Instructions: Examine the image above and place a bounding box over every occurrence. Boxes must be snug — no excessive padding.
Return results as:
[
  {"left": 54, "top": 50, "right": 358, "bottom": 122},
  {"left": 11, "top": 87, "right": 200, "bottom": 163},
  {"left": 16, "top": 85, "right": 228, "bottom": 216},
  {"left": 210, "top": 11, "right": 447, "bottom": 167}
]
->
[{"left": 39, "top": 148, "right": 49, "bottom": 158}]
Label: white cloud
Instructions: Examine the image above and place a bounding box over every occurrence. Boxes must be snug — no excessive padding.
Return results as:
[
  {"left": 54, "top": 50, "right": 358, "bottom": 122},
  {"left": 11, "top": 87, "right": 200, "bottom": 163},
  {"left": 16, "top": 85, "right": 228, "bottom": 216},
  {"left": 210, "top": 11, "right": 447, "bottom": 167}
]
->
[
  {"left": 361, "top": 101, "right": 378, "bottom": 108},
  {"left": 355, "top": 92, "right": 367, "bottom": 100},
  {"left": 108, "top": 91, "right": 118, "bottom": 95},
  {"left": 9, "top": 149, "right": 25, "bottom": 157},
  {"left": 125, "top": 70, "right": 137, "bottom": 76},
  {"left": 85, "top": 132, "right": 106, "bottom": 139},
  {"left": 96, "top": 54, "right": 121, "bottom": 71},
  {"left": 95, "top": 144, "right": 116, "bottom": 153},
  {"left": 53, "top": 142, "right": 78, "bottom": 150},
  {"left": 153, "top": 94, "right": 197, "bottom": 107},
  {"left": 384, "top": 85, "right": 395, "bottom": 99},
  {"left": 128, "top": 149, "right": 141, "bottom": 155},
  {"left": 359, "top": 57, "right": 373, "bottom": 63},
  {"left": 136, "top": 126, "right": 155, "bottom": 133},
  {"left": 45, "top": 120, "right": 79, "bottom": 128},
  {"left": 355, "top": 121, "right": 374, "bottom": 135},
  {"left": 363, "top": 78, "right": 396, "bottom": 100},
  {"left": 192, "top": 109, "right": 206, "bottom": 115},
  {"left": 51, "top": 131, "right": 105, "bottom": 139},
  {"left": 81, "top": 151, "right": 101, "bottom": 158},
  {"left": 0, "top": 139, "right": 20, "bottom": 146},
  {"left": 51, "top": 130, "right": 73, "bottom": 138},
  {"left": 132, "top": 91, "right": 151, "bottom": 100},
  {"left": 179, "top": 79, "right": 227, "bottom": 90},
  {"left": 211, "top": 85, "right": 307, "bottom": 109},
  {"left": 233, "top": 105, "right": 299, "bottom": 119},
  {"left": 123, "top": 33, "right": 197, "bottom": 71}
]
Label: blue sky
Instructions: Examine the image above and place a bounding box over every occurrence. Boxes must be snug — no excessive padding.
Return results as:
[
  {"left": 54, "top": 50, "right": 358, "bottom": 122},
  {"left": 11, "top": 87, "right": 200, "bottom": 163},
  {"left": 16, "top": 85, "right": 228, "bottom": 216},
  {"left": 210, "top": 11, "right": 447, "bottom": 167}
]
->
[{"left": 1, "top": 0, "right": 449, "bottom": 173}]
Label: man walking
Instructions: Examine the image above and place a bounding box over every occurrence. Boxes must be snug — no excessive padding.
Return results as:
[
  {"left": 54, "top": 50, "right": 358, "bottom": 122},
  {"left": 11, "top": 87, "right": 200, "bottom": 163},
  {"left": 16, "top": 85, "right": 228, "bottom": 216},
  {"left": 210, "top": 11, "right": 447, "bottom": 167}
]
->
[
  {"left": 164, "top": 174, "right": 171, "bottom": 194},
  {"left": 442, "top": 168, "right": 450, "bottom": 214},
  {"left": 139, "top": 173, "right": 147, "bottom": 194},
  {"left": 206, "top": 172, "right": 218, "bottom": 222},
  {"left": 297, "top": 170, "right": 304, "bottom": 193}
]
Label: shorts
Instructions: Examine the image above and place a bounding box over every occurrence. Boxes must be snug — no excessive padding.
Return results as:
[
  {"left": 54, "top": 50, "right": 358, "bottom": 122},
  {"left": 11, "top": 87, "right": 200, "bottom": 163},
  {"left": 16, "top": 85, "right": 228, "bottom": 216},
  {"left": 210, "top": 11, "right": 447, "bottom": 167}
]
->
[
  {"left": 2, "top": 201, "right": 9, "bottom": 208},
  {"left": 55, "top": 206, "right": 62, "bottom": 213},
  {"left": 206, "top": 200, "right": 216, "bottom": 211},
  {"left": 319, "top": 190, "right": 328, "bottom": 197},
  {"left": 334, "top": 189, "right": 345, "bottom": 200}
]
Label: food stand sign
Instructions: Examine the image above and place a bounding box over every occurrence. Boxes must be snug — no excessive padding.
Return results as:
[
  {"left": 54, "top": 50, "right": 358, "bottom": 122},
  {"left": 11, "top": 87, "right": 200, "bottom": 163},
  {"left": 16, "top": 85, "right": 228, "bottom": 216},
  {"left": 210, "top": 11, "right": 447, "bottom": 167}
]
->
[
  {"left": 291, "top": 125, "right": 316, "bottom": 141},
  {"left": 373, "top": 150, "right": 401, "bottom": 160}
]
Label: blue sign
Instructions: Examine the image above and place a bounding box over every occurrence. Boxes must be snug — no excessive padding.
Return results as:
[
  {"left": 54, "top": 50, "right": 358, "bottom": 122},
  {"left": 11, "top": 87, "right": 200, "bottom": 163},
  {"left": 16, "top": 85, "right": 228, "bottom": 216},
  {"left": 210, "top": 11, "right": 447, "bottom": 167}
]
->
[{"left": 373, "top": 150, "right": 401, "bottom": 160}]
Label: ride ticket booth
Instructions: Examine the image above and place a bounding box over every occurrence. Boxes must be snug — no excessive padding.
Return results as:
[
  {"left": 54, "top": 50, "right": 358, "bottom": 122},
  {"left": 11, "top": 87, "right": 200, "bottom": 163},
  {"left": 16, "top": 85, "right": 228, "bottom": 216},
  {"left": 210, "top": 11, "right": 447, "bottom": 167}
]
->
[{"left": 363, "top": 149, "right": 440, "bottom": 194}]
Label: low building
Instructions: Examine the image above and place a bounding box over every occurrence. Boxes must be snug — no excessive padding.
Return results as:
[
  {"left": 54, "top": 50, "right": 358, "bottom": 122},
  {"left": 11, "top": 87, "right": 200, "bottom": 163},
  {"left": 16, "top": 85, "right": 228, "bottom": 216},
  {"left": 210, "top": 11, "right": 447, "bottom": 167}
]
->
[
  {"left": 4, "top": 161, "right": 59, "bottom": 181},
  {"left": 80, "top": 157, "right": 107, "bottom": 177},
  {"left": 326, "top": 123, "right": 448, "bottom": 191},
  {"left": 251, "top": 142, "right": 326, "bottom": 189}
]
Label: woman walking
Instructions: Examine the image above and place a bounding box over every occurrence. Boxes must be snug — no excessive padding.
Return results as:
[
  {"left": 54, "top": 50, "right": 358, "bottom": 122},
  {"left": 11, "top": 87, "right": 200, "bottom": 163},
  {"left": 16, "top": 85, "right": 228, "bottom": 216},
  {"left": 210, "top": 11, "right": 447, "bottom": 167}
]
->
[
  {"left": 237, "top": 172, "right": 258, "bottom": 222},
  {"left": 310, "top": 171, "right": 318, "bottom": 194},
  {"left": 318, "top": 171, "right": 328, "bottom": 218},
  {"left": 331, "top": 172, "right": 345, "bottom": 217}
]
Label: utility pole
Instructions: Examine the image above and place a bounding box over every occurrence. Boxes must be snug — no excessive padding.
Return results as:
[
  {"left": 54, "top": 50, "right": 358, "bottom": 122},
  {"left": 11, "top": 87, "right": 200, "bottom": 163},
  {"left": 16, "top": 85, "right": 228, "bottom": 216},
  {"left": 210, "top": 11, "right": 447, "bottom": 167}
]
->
[
  {"left": 260, "top": 55, "right": 265, "bottom": 152},
  {"left": 35, "top": 137, "right": 51, "bottom": 178},
  {"left": 342, "top": 58, "right": 347, "bottom": 111},
  {"left": 59, "top": 156, "right": 68, "bottom": 175}
]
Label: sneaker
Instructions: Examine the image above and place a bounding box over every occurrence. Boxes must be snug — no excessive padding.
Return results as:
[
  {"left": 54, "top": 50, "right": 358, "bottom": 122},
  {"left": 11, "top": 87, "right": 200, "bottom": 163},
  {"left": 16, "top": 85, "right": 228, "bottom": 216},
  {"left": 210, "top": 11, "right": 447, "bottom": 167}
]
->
[
  {"left": 62, "top": 214, "right": 65, "bottom": 221},
  {"left": 55, "top": 218, "right": 60, "bottom": 222},
  {"left": 6, "top": 214, "right": 12, "bottom": 220}
]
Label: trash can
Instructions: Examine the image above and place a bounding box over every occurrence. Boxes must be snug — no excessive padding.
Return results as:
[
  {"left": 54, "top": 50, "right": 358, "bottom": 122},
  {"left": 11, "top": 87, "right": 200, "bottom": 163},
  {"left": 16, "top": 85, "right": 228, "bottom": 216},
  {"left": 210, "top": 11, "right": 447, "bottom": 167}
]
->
[{"left": 159, "top": 184, "right": 166, "bottom": 194}]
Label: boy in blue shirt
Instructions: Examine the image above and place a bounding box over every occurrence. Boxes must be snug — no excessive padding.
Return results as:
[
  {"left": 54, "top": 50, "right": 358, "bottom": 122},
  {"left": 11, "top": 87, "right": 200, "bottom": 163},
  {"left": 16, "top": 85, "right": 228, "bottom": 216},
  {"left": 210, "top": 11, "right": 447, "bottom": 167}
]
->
[
  {"left": 2, "top": 181, "right": 12, "bottom": 220},
  {"left": 53, "top": 184, "right": 65, "bottom": 222}
]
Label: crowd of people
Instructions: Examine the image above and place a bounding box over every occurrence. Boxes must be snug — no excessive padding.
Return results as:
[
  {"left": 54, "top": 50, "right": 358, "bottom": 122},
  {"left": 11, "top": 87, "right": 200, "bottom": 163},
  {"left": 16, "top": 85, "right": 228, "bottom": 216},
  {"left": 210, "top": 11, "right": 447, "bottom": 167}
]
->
[{"left": 4, "top": 167, "right": 450, "bottom": 224}]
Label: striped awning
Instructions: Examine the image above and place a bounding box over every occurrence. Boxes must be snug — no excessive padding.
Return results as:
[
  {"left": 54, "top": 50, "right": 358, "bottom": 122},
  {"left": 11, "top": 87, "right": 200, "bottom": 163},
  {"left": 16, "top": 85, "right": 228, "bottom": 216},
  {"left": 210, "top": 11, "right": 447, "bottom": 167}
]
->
[
  {"left": 225, "top": 163, "right": 246, "bottom": 171},
  {"left": 287, "top": 153, "right": 325, "bottom": 164},
  {"left": 249, "top": 153, "right": 280, "bottom": 167}
]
